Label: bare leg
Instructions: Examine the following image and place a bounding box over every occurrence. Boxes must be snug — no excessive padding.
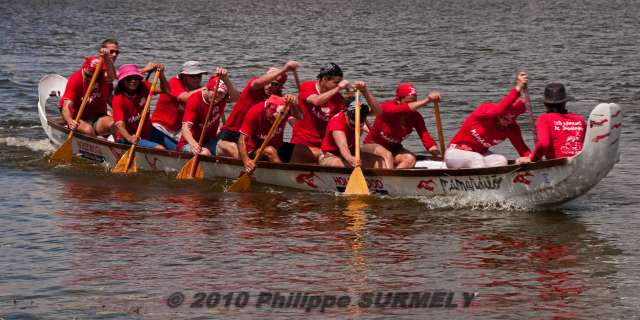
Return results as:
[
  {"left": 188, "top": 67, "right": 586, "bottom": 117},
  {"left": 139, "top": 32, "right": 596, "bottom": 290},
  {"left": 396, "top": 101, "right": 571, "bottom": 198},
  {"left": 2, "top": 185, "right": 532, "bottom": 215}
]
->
[
  {"left": 76, "top": 120, "right": 97, "bottom": 137},
  {"left": 94, "top": 115, "right": 115, "bottom": 136},
  {"left": 361, "top": 152, "right": 386, "bottom": 168},
  {"left": 290, "top": 144, "right": 321, "bottom": 164},
  {"left": 318, "top": 153, "right": 347, "bottom": 167},
  {"left": 216, "top": 141, "right": 239, "bottom": 158},
  {"left": 262, "top": 146, "right": 282, "bottom": 163},
  {"left": 394, "top": 148, "right": 417, "bottom": 169},
  {"left": 361, "top": 143, "right": 393, "bottom": 168}
]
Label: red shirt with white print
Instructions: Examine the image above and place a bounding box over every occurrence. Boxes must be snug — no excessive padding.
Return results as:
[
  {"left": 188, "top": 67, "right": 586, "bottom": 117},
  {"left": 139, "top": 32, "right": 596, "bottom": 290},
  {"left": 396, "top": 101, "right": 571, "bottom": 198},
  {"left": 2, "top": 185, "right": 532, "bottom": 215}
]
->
[
  {"left": 532, "top": 112, "right": 586, "bottom": 161},
  {"left": 176, "top": 89, "right": 227, "bottom": 150},
  {"left": 448, "top": 88, "right": 532, "bottom": 157},
  {"left": 59, "top": 69, "right": 112, "bottom": 121},
  {"left": 221, "top": 77, "right": 269, "bottom": 133},
  {"left": 151, "top": 75, "right": 188, "bottom": 132},
  {"left": 112, "top": 81, "right": 153, "bottom": 140},
  {"left": 321, "top": 112, "right": 355, "bottom": 154},
  {"left": 239, "top": 101, "right": 289, "bottom": 153},
  {"left": 364, "top": 100, "right": 437, "bottom": 151},
  {"left": 291, "top": 81, "right": 345, "bottom": 147}
]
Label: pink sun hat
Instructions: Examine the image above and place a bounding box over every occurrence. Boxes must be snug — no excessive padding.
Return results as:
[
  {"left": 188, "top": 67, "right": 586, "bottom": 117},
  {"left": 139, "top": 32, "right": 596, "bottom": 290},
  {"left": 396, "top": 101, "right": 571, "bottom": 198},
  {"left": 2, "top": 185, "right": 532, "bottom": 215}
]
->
[{"left": 117, "top": 64, "right": 144, "bottom": 82}]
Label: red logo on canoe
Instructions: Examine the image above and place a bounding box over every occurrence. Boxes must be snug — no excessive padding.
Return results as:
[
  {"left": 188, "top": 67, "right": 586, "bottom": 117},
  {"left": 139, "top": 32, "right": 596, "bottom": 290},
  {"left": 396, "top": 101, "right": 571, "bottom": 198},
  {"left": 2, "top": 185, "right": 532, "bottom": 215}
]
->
[
  {"left": 417, "top": 179, "right": 436, "bottom": 191},
  {"left": 296, "top": 172, "right": 318, "bottom": 188},
  {"left": 513, "top": 172, "right": 534, "bottom": 185}
]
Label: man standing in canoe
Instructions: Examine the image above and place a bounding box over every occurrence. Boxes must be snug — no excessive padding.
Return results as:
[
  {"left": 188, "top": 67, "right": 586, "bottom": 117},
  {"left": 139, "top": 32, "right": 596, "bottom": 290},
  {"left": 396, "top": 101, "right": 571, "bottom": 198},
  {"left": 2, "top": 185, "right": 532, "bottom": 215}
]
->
[
  {"left": 59, "top": 55, "right": 115, "bottom": 137},
  {"left": 530, "top": 83, "right": 586, "bottom": 161},
  {"left": 289, "top": 63, "right": 378, "bottom": 164},
  {"left": 177, "top": 69, "right": 240, "bottom": 156},
  {"left": 363, "top": 83, "right": 442, "bottom": 168},
  {"left": 150, "top": 61, "right": 209, "bottom": 150},
  {"left": 216, "top": 60, "right": 300, "bottom": 158},
  {"left": 445, "top": 72, "right": 532, "bottom": 169},
  {"left": 237, "top": 95, "right": 298, "bottom": 173}
]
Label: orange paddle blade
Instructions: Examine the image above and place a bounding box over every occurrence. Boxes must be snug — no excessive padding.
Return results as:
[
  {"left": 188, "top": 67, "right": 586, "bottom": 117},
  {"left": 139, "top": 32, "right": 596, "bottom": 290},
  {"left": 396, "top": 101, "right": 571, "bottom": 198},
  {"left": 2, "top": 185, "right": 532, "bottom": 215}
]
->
[
  {"left": 344, "top": 167, "right": 369, "bottom": 195},
  {"left": 112, "top": 146, "right": 137, "bottom": 173},
  {"left": 49, "top": 136, "right": 73, "bottom": 164},
  {"left": 226, "top": 173, "right": 252, "bottom": 193},
  {"left": 176, "top": 156, "right": 203, "bottom": 179}
]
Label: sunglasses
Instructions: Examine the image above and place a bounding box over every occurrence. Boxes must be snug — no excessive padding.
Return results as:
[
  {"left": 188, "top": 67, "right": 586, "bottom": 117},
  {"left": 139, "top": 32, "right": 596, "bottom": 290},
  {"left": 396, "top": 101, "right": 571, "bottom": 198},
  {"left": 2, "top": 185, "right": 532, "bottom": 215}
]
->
[
  {"left": 186, "top": 74, "right": 203, "bottom": 79},
  {"left": 124, "top": 77, "right": 141, "bottom": 82},
  {"left": 270, "top": 81, "right": 284, "bottom": 87},
  {"left": 109, "top": 49, "right": 120, "bottom": 56}
]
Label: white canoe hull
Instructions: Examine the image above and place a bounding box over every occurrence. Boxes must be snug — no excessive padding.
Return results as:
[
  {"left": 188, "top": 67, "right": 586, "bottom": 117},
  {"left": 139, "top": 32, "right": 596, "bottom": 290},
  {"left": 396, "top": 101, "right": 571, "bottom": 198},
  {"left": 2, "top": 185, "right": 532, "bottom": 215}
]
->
[{"left": 38, "top": 74, "right": 622, "bottom": 207}]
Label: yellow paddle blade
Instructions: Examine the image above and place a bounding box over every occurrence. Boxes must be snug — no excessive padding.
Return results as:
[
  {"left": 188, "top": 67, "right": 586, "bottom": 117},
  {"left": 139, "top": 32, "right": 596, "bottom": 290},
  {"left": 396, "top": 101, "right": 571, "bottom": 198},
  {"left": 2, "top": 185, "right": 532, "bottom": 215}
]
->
[
  {"left": 49, "top": 137, "right": 73, "bottom": 164},
  {"left": 112, "top": 148, "right": 134, "bottom": 173},
  {"left": 226, "top": 174, "right": 252, "bottom": 192},
  {"left": 344, "top": 167, "right": 369, "bottom": 195},
  {"left": 176, "top": 157, "right": 203, "bottom": 180}
]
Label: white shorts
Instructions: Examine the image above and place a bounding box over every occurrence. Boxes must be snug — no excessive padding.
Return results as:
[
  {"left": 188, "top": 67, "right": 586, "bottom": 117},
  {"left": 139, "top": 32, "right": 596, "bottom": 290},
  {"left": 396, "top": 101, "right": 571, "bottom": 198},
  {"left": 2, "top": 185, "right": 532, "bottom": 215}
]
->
[{"left": 444, "top": 147, "right": 507, "bottom": 169}]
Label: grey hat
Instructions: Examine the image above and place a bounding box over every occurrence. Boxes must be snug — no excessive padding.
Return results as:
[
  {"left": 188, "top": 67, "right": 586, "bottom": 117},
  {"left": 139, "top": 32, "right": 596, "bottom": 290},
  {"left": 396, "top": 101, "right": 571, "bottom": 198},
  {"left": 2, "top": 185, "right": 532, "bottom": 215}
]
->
[
  {"left": 181, "top": 61, "right": 208, "bottom": 75},
  {"left": 542, "top": 83, "right": 575, "bottom": 104}
]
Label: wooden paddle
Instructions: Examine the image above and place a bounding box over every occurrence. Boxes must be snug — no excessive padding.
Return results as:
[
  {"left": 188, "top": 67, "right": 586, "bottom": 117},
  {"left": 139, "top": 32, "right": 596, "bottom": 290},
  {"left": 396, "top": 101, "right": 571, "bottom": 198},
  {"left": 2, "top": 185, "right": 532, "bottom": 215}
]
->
[
  {"left": 433, "top": 99, "right": 446, "bottom": 156},
  {"left": 112, "top": 69, "right": 161, "bottom": 174},
  {"left": 344, "top": 90, "right": 369, "bottom": 195},
  {"left": 176, "top": 77, "right": 222, "bottom": 180},
  {"left": 49, "top": 57, "right": 104, "bottom": 164},
  {"left": 226, "top": 99, "right": 290, "bottom": 192},
  {"left": 522, "top": 87, "right": 536, "bottom": 145}
]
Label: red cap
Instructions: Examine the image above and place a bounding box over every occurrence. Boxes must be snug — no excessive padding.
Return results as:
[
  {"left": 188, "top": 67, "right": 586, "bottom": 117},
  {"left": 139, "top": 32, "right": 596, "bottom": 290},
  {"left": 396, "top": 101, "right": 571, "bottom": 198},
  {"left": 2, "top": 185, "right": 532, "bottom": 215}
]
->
[
  {"left": 82, "top": 56, "right": 101, "bottom": 74},
  {"left": 396, "top": 83, "right": 417, "bottom": 99},
  {"left": 267, "top": 67, "right": 287, "bottom": 84},
  {"left": 206, "top": 76, "right": 228, "bottom": 94},
  {"left": 265, "top": 95, "right": 286, "bottom": 118}
]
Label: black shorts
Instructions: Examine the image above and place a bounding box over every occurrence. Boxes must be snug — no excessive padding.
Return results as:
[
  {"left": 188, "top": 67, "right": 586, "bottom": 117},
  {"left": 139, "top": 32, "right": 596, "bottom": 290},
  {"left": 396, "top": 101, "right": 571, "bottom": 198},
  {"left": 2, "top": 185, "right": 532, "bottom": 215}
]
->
[
  {"left": 248, "top": 142, "right": 295, "bottom": 163},
  {"left": 218, "top": 130, "right": 241, "bottom": 143}
]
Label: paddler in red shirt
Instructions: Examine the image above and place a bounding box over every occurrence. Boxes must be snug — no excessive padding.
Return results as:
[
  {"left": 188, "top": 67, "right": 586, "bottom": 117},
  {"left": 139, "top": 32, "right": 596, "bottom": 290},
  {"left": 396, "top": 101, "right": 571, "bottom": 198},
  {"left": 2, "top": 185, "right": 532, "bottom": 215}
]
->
[
  {"left": 112, "top": 63, "right": 169, "bottom": 150},
  {"left": 318, "top": 99, "right": 383, "bottom": 168},
  {"left": 217, "top": 60, "right": 300, "bottom": 158},
  {"left": 177, "top": 69, "right": 239, "bottom": 156},
  {"left": 150, "top": 61, "right": 222, "bottom": 150},
  {"left": 238, "top": 95, "right": 299, "bottom": 173},
  {"left": 445, "top": 71, "right": 533, "bottom": 169},
  {"left": 531, "top": 83, "right": 586, "bottom": 161},
  {"left": 59, "top": 55, "right": 115, "bottom": 137},
  {"left": 363, "top": 83, "right": 442, "bottom": 168},
  {"left": 289, "top": 63, "right": 378, "bottom": 164}
]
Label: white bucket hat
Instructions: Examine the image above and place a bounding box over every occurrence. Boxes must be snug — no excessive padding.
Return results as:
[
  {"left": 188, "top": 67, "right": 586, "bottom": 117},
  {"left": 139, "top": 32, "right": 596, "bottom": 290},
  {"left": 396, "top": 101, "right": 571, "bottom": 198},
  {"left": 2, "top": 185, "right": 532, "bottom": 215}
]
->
[{"left": 181, "top": 61, "right": 208, "bottom": 75}]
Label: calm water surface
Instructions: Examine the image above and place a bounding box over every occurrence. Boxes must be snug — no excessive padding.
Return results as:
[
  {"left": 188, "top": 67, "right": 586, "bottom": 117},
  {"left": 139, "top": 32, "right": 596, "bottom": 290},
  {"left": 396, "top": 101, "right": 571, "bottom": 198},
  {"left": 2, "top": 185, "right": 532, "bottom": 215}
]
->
[{"left": 1, "top": 0, "right": 639, "bottom": 319}]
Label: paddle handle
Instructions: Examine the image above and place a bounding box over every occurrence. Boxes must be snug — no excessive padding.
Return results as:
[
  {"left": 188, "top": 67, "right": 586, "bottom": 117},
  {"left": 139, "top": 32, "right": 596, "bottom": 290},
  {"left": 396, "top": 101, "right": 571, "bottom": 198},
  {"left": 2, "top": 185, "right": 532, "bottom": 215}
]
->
[
  {"left": 72, "top": 57, "right": 104, "bottom": 129},
  {"left": 522, "top": 87, "right": 536, "bottom": 145},
  {"left": 293, "top": 69, "right": 301, "bottom": 92},
  {"left": 433, "top": 100, "right": 446, "bottom": 155},
  {"left": 354, "top": 90, "right": 362, "bottom": 163},
  {"left": 251, "top": 102, "right": 289, "bottom": 163}
]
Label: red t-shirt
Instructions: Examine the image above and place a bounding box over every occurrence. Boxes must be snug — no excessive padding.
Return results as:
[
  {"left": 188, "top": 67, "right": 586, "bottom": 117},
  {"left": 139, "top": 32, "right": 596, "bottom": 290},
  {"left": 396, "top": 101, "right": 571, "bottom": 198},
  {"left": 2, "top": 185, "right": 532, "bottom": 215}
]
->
[
  {"left": 151, "top": 75, "right": 188, "bottom": 132},
  {"left": 176, "top": 89, "right": 227, "bottom": 150},
  {"left": 364, "top": 100, "right": 437, "bottom": 151},
  {"left": 448, "top": 88, "right": 532, "bottom": 157},
  {"left": 59, "top": 69, "right": 112, "bottom": 121},
  {"left": 112, "top": 82, "right": 153, "bottom": 140},
  {"left": 321, "top": 112, "right": 355, "bottom": 154},
  {"left": 221, "top": 78, "right": 268, "bottom": 132},
  {"left": 291, "top": 81, "right": 345, "bottom": 147},
  {"left": 532, "top": 112, "right": 586, "bottom": 161},
  {"left": 239, "top": 101, "right": 289, "bottom": 153}
]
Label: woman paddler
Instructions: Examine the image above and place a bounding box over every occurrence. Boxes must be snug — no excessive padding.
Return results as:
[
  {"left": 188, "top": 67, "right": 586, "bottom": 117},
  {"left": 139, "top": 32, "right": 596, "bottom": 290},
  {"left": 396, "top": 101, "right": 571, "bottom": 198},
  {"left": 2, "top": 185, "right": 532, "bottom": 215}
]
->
[
  {"left": 445, "top": 71, "right": 532, "bottom": 169},
  {"left": 111, "top": 64, "right": 169, "bottom": 150}
]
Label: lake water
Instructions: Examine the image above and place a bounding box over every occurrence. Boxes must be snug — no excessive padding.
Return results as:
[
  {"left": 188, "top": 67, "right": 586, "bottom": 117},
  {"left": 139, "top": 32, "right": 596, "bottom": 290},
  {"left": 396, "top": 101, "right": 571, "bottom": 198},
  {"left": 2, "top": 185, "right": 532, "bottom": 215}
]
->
[{"left": 1, "top": 0, "right": 639, "bottom": 319}]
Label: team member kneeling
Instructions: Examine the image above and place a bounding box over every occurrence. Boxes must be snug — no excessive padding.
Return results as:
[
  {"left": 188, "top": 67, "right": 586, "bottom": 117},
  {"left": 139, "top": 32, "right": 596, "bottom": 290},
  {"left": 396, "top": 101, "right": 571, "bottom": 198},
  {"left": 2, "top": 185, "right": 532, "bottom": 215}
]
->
[
  {"left": 364, "top": 83, "right": 441, "bottom": 168},
  {"left": 238, "top": 95, "right": 299, "bottom": 173},
  {"left": 318, "top": 101, "right": 384, "bottom": 168}
]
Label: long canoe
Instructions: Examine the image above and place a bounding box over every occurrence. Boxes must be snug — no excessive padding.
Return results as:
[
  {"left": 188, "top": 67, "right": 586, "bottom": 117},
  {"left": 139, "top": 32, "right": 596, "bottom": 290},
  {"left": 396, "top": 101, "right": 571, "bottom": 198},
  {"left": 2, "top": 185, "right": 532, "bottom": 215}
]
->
[{"left": 38, "top": 74, "right": 622, "bottom": 207}]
